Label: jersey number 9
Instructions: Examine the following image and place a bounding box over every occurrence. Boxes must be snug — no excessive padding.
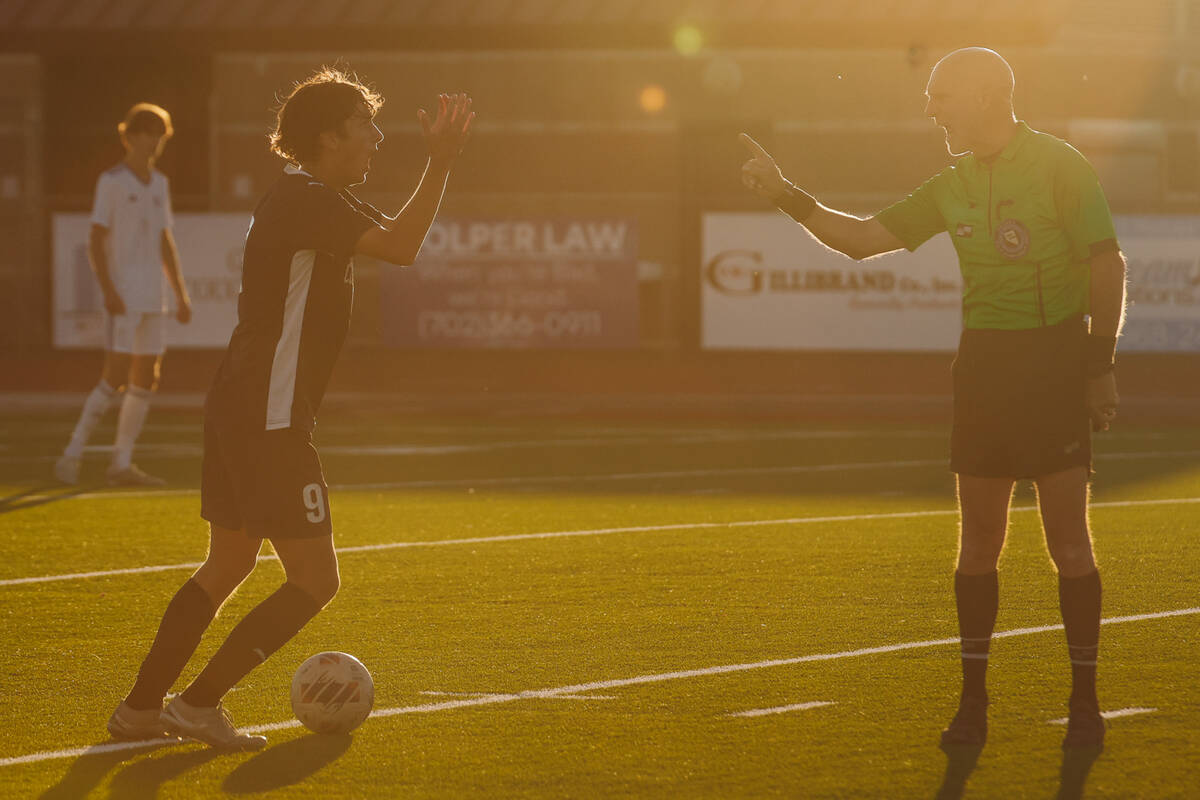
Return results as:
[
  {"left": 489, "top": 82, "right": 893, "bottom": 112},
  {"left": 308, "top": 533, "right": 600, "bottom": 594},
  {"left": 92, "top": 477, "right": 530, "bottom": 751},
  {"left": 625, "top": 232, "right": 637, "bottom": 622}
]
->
[{"left": 303, "top": 483, "right": 327, "bottom": 524}]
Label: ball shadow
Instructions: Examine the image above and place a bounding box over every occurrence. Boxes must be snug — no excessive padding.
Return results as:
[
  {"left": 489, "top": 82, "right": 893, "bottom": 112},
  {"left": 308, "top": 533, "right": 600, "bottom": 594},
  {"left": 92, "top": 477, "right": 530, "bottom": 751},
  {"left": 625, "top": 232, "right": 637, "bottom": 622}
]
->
[{"left": 221, "top": 732, "right": 353, "bottom": 794}]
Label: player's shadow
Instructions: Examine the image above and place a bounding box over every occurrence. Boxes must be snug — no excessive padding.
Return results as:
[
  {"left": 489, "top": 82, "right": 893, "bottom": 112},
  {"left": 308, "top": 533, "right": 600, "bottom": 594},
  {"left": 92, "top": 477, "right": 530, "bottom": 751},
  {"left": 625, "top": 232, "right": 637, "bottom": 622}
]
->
[
  {"left": 0, "top": 484, "right": 90, "bottom": 515},
  {"left": 221, "top": 732, "right": 352, "bottom": 793},
  {"left": 1056, "top": 746, "right": 1102, "bottom": 800},
  {"left": 934, "top": 743, "right": 983, "bottom": 800},
  {"left": 38, "top": 742, "right": 177, "bottom": 800},
  {"left": 106, "top": 747, "right": 222, "bottom": 799}
]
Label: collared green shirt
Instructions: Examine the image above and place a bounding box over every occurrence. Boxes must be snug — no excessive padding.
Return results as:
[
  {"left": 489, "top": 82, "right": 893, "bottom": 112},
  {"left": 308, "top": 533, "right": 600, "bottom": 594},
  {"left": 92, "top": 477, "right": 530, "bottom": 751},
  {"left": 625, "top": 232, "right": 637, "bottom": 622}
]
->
[{"left": 876, "top": 122, "right": 1118, "bottom": 330}]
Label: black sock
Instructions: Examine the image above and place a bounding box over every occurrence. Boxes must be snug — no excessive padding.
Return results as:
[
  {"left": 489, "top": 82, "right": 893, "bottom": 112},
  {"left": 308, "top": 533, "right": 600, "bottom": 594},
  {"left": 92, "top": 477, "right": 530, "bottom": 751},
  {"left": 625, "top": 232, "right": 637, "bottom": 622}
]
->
[
  {"left": 1058, "top": 570, "right": 1101, "bottom": 710},
  {"left": 954, "top": 570, "right": 999, "bottom": 702},
  {"left": 181, "top": 582, "right": 325, "bottom": 708},
  {"left": 125, "top": 579, "right": 217, "bottom": 711}
]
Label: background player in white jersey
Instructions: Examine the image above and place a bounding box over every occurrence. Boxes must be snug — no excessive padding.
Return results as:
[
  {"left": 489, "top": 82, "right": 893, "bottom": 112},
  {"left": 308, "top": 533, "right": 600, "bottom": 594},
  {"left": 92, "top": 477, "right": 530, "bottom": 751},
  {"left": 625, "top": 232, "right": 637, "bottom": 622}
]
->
[
  {"left": 55, "top": 103, "right": 192, "bottom": 487},
  {"left": 106, "top": 68, "right": 474, "bottom": 749}
]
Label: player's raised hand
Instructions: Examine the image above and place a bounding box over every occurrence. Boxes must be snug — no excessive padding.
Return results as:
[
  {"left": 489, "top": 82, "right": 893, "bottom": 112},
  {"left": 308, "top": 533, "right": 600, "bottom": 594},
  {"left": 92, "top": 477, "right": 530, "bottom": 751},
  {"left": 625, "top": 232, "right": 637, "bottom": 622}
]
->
[
  {"left": 418, "top": 93, "right": 475, "bottom": 166},
  {"left": 739, "top": 133, "right": 788, "bottom": 201}
]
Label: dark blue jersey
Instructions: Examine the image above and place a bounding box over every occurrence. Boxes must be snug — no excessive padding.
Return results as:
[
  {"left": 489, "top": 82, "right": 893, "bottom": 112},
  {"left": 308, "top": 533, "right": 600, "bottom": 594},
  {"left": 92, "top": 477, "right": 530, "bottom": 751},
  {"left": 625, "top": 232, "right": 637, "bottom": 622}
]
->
[{"left": 207, "top": 168, "right": 385, "bottom": 433}]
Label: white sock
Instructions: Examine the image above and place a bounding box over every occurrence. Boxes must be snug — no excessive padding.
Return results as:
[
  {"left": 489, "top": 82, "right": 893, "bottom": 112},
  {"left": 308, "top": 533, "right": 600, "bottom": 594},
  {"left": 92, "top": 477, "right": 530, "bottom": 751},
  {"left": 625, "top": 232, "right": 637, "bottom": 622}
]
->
[
  {"left": 64, "top": 381, "right": 118, "bottom": 459},
  {"left": 111, "top": 386, "right": 153, "bottom": 471}
]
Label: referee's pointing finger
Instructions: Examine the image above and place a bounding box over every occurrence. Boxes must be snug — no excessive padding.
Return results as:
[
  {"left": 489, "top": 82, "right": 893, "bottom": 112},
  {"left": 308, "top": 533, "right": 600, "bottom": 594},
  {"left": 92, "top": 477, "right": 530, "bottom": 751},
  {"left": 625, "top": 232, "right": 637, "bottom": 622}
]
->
[{"left": 739, "top": 132, "right": 771, "bottom": 161}]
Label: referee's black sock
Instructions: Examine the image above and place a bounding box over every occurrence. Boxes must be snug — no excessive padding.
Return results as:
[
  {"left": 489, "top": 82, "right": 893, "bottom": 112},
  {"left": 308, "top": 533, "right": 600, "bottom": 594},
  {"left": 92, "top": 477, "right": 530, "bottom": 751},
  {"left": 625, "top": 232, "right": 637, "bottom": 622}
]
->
[
  {"left": 181, "top": 582, "right": 325, "bottom": 708},
  {"left": 1058, "top": 569, "right": 1102, "bottom": 711},
  {"left": 954, "top": 570, "right": 999, "bottom": 702},
  {"left": 125, "top": 579, "right": 216, "bottom": 711}
]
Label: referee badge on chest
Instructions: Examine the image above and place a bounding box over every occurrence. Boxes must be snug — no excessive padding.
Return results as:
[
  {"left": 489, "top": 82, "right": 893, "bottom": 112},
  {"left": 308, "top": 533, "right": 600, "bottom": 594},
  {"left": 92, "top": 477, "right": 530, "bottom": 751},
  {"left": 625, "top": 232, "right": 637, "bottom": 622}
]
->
[{"left": 994, "top": 218, "right": 1031, "bottom": 259}]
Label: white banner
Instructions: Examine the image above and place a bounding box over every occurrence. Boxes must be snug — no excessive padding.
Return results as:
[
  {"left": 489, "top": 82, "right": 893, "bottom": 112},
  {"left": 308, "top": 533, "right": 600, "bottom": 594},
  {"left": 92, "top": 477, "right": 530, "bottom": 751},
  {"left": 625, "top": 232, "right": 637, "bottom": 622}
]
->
[
  {"left": 702, "top": 212, "right": 1200, "bottom": 352},
  {"left": 53, "top": 213, "right": 248, "bottom": 349},
  {"left": 702, "top": 212, "right": 962, "bottom": 351},
  {"left": 1114, "top": 216, "right": 1200, "bottom": 352}
]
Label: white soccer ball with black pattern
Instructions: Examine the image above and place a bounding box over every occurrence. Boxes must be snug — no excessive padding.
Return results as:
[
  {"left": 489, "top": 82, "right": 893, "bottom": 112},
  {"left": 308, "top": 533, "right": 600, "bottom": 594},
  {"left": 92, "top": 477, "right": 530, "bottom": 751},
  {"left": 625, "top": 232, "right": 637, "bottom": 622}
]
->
[{"left": 291, "top": 651, "right": 374, "bottom": 734}]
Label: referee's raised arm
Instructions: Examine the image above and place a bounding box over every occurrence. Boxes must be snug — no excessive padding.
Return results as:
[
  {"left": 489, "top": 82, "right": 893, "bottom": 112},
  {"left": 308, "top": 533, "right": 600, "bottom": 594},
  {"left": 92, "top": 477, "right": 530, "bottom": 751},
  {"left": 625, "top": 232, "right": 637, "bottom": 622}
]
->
[{"left": 738, "top": 132, "right": 905, "bottom": 261}]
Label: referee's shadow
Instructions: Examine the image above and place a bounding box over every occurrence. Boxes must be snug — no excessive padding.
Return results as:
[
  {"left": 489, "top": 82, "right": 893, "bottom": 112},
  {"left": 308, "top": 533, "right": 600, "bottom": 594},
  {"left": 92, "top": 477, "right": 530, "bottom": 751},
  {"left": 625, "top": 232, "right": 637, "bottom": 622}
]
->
[
  {"left": 934, "top": 743, "right": 1101, "bottom": 799},
  {"left": 934, "top": 743, "right": 982, "bottom": 800},
  {"left": 1056, "top": 746, "right": 1102, "bottom": 800}
]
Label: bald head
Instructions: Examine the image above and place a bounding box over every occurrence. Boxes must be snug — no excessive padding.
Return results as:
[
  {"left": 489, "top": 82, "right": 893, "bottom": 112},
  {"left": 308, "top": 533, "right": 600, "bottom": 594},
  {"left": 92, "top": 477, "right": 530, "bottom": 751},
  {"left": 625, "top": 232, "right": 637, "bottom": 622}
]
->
[
  {"left": 925, "top": 47, "right": 1018, "bottom": 156},
  {"left": 931, "top": 47, "right": 1015, "bottom": 109}
]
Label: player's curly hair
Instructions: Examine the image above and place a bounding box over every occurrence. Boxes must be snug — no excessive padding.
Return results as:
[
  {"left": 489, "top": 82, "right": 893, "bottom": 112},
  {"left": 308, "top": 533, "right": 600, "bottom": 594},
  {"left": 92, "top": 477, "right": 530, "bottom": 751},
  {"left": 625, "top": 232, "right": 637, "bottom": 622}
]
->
[
  {"left": 118, "top": 103, "right": 173, "bottom": 139},
  {"left": 269, "top": 66, "right": 384, "bottom": 165}
]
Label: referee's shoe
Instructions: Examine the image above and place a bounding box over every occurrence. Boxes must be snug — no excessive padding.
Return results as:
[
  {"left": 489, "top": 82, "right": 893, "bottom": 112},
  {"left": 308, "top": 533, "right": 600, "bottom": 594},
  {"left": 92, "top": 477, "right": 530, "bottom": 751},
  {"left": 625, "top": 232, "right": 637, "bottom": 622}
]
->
[{"left": 940, "top": 695, "right": 987, "bottom": 748}]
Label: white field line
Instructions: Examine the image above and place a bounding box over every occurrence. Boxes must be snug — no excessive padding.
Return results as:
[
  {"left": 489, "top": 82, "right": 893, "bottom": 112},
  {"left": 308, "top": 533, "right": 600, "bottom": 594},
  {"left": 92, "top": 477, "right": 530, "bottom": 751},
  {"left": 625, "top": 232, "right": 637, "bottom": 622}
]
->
[
  {"left": 419, "top": 691, "right": 616, "bottom": 701},
  {"left": 59, "top": 457, "right": 946, "bottom": 498},
  {"left": 5, "top": 421, "right": 1177, "bottom": 441},
  {"left": 728, "top": 701, "right": 835, "bottom": 718},
  {"left": 28, "top": 447, "right": 1199, "bottom": 500},
  {"left": 9, "top": 434, "right": 1200, "bottom": 467},
  {"left": 17, "top": 448, "right": 1193, "bottom": 503},
  {"left": 3, "top": 496, "right": 1200, "bottom": 589},
  {"left": 2, "top": 607, "right": 1195, "bottom": 768},
  {"left": 1048, "top": 707, "right": 1157, "bottom": 725},
  {"left": 4, "top": 429, "right": 950, "bottom": 464}
]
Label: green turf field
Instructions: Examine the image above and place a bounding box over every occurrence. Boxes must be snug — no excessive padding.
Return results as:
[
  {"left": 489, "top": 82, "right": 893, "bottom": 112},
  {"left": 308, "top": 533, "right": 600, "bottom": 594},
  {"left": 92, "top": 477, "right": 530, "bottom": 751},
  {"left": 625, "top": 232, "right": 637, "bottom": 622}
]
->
[{"left": 0, "top": 410, "right": 1197, "bottom": 798}]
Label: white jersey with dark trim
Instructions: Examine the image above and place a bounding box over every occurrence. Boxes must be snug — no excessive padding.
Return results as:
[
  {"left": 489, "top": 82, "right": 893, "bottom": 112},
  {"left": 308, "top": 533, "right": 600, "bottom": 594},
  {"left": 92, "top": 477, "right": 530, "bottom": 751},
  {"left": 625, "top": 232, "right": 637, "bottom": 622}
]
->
[
  {"left": 206, "top": 168, "right": 386, "bottom": 433},
  {"left": 90, "top": 163, "right": 174, "bottom": 314}
]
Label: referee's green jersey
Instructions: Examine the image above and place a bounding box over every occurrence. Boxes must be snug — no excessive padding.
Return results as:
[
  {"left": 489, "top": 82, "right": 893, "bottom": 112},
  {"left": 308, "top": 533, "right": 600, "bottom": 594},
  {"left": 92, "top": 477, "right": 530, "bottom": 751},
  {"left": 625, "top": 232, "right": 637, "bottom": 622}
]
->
[{"left": 876, "top": 122, "right": 1118, "bottom": 330}]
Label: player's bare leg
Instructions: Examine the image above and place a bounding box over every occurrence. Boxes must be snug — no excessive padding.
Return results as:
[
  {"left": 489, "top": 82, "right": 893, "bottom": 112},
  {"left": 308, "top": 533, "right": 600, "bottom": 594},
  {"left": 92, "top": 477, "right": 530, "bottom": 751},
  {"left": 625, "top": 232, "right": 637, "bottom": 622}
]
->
[
  {"left": 168, "top": 533, "right": 339, "bottom": 748},
  {"left": 1036, "top": 466, "right": 1105, "bottom": 750},
  {"left": 55, "top": 351, "right": 130, "bottom": 484},
  {"left": 109, "top": 524, "right": 260, "bottom": 740},
  {"left": 942, "top": 475, "right": 1013, "bottom": 748}
]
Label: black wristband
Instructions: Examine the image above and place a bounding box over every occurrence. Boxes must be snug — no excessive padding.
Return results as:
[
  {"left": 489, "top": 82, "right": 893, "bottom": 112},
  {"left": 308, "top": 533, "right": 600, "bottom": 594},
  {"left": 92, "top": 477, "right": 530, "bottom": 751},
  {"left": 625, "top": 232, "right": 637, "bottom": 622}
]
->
[
  {"left": 1086, "top": 334, "right": 1117, "bottom": 378},
  {"left": 775, "top": 182, "right": 818, "bottom": 224}
]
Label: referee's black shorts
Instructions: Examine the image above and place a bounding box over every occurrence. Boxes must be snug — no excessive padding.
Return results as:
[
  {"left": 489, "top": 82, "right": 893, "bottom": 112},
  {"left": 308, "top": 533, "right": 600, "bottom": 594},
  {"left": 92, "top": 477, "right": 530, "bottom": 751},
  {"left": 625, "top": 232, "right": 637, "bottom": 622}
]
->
[
  {"left": 950, "top": 315, "right": 1092, "bottom": 480},
  {"left": 200, "top": 414, "right": 333, "bottom": 540}
]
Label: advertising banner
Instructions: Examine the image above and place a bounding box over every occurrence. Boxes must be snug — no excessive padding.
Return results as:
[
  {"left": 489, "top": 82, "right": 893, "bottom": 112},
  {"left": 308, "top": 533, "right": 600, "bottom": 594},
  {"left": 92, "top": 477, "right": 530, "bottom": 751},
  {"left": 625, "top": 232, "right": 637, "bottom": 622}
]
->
[
  {"left": 702, "top": 212, "right": 1200, "bottom": 353},
  {"left": 1114, "top": 216, "right": 1200, "bottom": 352},
  {"left": 380, "top": 217, "right": 639, "bottom": 349},
  {"left": 53, "top": 213, "right": 248, "bottom": 349},
  {"left": 702, "top": 212, "right": 962, "bottom": 351}
]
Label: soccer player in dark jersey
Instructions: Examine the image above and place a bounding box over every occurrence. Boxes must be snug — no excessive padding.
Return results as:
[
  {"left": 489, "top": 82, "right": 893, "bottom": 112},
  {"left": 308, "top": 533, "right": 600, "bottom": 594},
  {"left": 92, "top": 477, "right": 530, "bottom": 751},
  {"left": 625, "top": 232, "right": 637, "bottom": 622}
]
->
[
  {"left": 740, "top": 48, "right": 1124, "bottom": 751},
  {"left": 106, "top": 68, "right": 474, "bottom": 749}
]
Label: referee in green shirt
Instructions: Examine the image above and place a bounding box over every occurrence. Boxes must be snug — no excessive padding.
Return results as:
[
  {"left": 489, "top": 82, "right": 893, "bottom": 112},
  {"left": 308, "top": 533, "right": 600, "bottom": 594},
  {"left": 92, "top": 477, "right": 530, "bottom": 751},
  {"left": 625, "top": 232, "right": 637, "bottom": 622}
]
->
[{"left": 741, "top": 47, "right": 1125, "bottom": 751}]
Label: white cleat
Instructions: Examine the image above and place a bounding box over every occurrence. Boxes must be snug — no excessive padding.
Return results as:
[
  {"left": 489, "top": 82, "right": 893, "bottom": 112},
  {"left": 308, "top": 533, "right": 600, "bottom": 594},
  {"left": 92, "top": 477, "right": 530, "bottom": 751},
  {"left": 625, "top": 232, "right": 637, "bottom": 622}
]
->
[
  {"left": 54, "top": 455, "right": 81, "bottom": 485},
  {"left": 107, "top": 701, "right": 176, "bottom": 741},
  {"left": 160, "top": 697, "right": 267, "bottom": 751},
  {"left": 106, "top": 463, "right": 167, "bottom": 487}
]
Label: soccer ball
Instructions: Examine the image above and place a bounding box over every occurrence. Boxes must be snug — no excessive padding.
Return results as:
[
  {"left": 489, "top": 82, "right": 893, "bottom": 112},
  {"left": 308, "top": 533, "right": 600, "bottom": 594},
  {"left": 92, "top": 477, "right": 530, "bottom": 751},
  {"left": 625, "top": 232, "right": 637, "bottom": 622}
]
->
[{"left": 291, "top": 651, "right": 374, "bottom": 734}]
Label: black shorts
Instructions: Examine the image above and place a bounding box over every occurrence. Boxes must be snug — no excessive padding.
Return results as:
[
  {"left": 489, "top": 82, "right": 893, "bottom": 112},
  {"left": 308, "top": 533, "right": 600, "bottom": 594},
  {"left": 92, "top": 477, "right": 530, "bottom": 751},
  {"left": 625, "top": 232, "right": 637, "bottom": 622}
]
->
[
  {"left": 950, "top": 316, "right": 1092, "bottom": 480},
  {"left": 200, "top": 416, "right": 333, "bottom": 540}
]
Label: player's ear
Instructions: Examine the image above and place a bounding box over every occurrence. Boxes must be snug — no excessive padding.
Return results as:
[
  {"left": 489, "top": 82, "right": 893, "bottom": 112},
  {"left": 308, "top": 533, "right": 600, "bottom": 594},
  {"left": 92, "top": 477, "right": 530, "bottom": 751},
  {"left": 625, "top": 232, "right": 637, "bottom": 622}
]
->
[{"left": 318, "top": 129, "right": 342, "bottom": 154}]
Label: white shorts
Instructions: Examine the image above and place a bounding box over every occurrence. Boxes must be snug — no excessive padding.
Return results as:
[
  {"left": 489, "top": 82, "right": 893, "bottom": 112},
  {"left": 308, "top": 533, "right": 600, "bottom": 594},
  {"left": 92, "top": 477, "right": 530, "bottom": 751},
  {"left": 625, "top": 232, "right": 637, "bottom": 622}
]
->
[{"left": 106, "top": 312, "right": 167, "bottom": 356}]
